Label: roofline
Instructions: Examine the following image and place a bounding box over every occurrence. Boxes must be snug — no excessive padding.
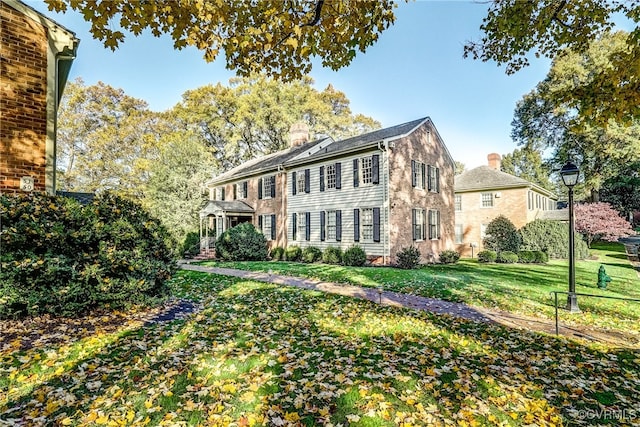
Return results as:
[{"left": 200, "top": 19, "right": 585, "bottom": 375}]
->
[
  {"left": 455, "top": 182, "right": 557, "bottom": 198},
  {"left": 3, "top": 0, "right": 79, "bottom": 46}
]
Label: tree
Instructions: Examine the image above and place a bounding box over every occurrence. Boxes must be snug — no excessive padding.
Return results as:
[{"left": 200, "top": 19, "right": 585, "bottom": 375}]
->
[
  {"left": 170, "top": 75, "right": 380, "bottom": 170},
  {"left": 454, "top": 161, "right": 466, "bottom": 175},
  {"left": 483, "top": 215, "right": 521, "bottom": 253},
  {"left": 600, "top": 162, "right": 640, "bottom": 219},
  {"left": 464, "top": 2, "right": 640, "bottom": 125},
  {"left": 574, "top": 202, "right": 635, "bottom": 247},
  {"left": 500, "top": 146, "right": 552, "bottom": 191},
  {"left": 510, "top": 33, "right": 640, "bottom": 200},
  {"left": 57, "top": 79, "right": 154, "bottom": 196},
  {"left": 45, "top": 0, "right": 397, "bottom": 80}
]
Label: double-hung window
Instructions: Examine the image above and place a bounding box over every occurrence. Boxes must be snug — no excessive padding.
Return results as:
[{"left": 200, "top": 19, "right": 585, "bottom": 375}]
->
[
  {"left": 361, "top": 208, "right": 374, "bottom": 241},
  {"left": 326, "top": 210, "right": 336, "bottom": 240},
  {"left": 412, "top": 208, "right": 426, "bottom": 241},
  {"left": 455, "top": 224, "right": 463, "bottom": 244},
  {"left": 361, "top": 157, "right": 373, "bottom": 184},
  {"left": 259, "top": 214, "right": 276, "bottom": 241},
  {"left": 412, "top": 160, "right": 425, "bottom": 189},
  {"left": 326, "top": 164, "right": 336, "bottom": 189},
  {"left": 235, "top": 181, "right": 247, "bottom": 199},
  {"left": 455, "top": 194, "right": 462, "bottom": 211},
  {"left": 428, "top": 210, "right": 441, "bottom": 240},
  {"left": 264, "top": 177, "right": 273, "bottom": 199},
  {"left": 481, "top": 192, "right": 493, "bottom": 208},
  {"left": 296, "top": 173, "right": 305, "bottom": 194}
]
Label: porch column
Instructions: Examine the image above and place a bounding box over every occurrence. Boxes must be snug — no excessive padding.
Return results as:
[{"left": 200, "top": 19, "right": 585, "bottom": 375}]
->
[{"left": 222, "top": 213, "right": 227, "bottom": 234}]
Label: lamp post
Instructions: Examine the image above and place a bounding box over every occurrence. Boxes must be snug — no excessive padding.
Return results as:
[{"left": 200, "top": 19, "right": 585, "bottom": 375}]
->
[{"left": 560, "top": 161, "right": 580, "bottom": 313}]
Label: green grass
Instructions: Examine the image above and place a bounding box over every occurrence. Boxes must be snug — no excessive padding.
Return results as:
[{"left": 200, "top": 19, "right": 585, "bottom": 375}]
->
[
  {"left": 200, "top": 242, "right": 640, "bottom": 335},
  {"left": 2, "top": 271, "right": 638, "bottom": 426}
]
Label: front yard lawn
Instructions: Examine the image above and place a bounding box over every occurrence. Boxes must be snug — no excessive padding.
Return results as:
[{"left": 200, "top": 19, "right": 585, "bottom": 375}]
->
[
  {"left": 1, "top": 271, "right": 639, "bottom": 426},
  {"left": 201, "top": 242, "right": 640, "bottom": 336}
]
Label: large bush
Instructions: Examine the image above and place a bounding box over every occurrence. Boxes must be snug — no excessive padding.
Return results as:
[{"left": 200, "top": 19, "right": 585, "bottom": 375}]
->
[
  {"left": 520, "top": 219, "right": 589, "bottom": 259},
  {"left": 181, "top": 231, "right": 201, "bottom": 258},
  {"left": 483, "top": 215, "right": 521, "bottom": 253},
  {"left": 215, "top": 222, "right": 268, "bottom": 261},
  {"left": 302, "top": 246, "right": 323, "bottom": 263},
  {"left": 343, "top": 245, "right": 367, "bottom": 266},
  {"left": 496, "top": 251, "right": 518, "bottom": 264},
  {"left": 517, "top": 250, "right": 536, "bottom": 264},
  {"left": 270, "top": 246, "right": 285, "bottom": 261},
  {"left": 396, "top": 246, "right": 420, "bottom": 269},
  {"left": 439, "top": 250, "right": 460, "bottom": 264},
  {"left": 285, "top": 246, "right": 302, "bottom": 262},
  {"left": 0, "top": 192, "right": 176, "bottom": 318},
  {"left": 477, "top": 250, "right": 497, "bottom": 263}
]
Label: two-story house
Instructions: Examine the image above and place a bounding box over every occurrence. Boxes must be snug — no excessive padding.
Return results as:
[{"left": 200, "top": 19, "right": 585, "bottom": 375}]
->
[
  {"left": 454, "top": 153, "right": 557, "bottom": 257},
  {"left": 201, "top": 117, "right": 455, "bottom": 264},
  {"left": 1, "top": 0, "right": 78, "bottom": 194}
]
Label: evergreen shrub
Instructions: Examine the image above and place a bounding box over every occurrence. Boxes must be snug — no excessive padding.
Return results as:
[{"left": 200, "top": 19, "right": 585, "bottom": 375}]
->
[
  {"left": 477, "top": 250, "right": 497, "bottom": 263},
  {"left": 270, "top": 246, "right": 285, "bottom": 261},
  {"left": 343, "top": 245, "right": 367, "bottom": 267},
  {"left": 520, "top": 219, "right": 589, "bottom": 259},
  {"left": 302, "top": 246, "right": 323, "bottom": 263},
  {"left": 215, "top": 222, "right": 268, "bottom": 261},
  {"left": 533, "top": 251, "right": 549, "bottom": 263},
  {"left": 439, "top": 250, "right": 460, "bottom": 264},
  {"left": 496, "top": 251, "right": 518, "bottom": 263},
  {"left": 322, "top": 246, "right": 343, "bottom": 264},
  {"left": 396, "top": 246, "right": 421, "bottom": 269},
  {"left": 181, "top": 231, "right": 201, "bottom": 258},
  {"left": 483, "top": 215, "right": 522, "bottom": 253},
  {"left": 0, "top": 192, "right": 176, "bottom": 319},
  {"left": 285, "top": 246, "right": 302, "bottom": 262},
  {"left": 517, "top": 250, "right": 536, "bottom": 264}
]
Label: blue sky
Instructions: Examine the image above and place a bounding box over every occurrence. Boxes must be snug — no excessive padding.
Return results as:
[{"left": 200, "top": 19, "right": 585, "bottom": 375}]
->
[{"left": 29, "top": 0, "right": 553, "bottom": 168}]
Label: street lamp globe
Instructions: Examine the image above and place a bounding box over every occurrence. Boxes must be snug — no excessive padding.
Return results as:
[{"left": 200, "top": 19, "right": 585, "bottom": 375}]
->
[{"left": 560, "top": 162, "right": 580, "bottom": 187}]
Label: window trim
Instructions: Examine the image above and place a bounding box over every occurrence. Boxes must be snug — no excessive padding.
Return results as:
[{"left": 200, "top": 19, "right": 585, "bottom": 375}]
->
[
  {"left": 454, "top": 194, "right": 462, "bottom": 211},
  {"left": 455, "top": 224, "right": 463, "bottom": 244},
  {"left": 481, "top": 192, "right": 494, "bottom": 208},
  {"left": 360, "top": 207, "right": 375, "bottom": 242}
]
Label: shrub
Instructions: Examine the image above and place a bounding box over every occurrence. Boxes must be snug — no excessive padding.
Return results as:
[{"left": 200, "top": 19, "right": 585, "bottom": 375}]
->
[
  {"left": 439, "top": 250, "right": 460, "bottom": 264},
  {"left": 520, "top": 219, "right": 589, "bottom": 259},
  {"left": 517, "top": 250, "right": 536, "bottom": 263},
  {"left": 302, "top": 246, "right": 323, "bottom": 263},
  {"left": 477, "top": 250, "right": 497, "bottom": 263},
  {"left": 215, "top": 222, "right": 268, "bottom": 261},
  {"left": 323, "top": 246, "right": 343, "bottom": 264},
  {"left": 181, "top": 231, "right": 201, "bottom": 258},
  {"left": 270, "top": 246, "right": 285, "bottom": 261},
  {"left": 533, "top": 251, "right": 549, "bottom": 263},
  {"left": 343, "top": 245, "right": 367, "bottom": 266},
  {"left": 496, "top": 251, "right": 518, "bottom": 263},
  {"left": 396, "top": 246, "right": 421, "bottom": 269},
  {"left": 483, "top": 215, "right": 521, "bottom": 253},
  {"left": 0, "top": 192, "right": 176, "bottom": 319},
  {"left": 285, "top": 246, "right": 302, "bottom": 262}
]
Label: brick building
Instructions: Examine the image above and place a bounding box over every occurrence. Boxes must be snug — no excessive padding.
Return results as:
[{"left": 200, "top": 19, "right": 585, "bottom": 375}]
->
[
  {"left": 1, "top": 0, "right": 78, "bottom": 194},
  {"left": 201, "top": 117, "right": 456, "bottom": 264},
  {"left": 454, "top": 154, "right": 557, "bottom": 257}
]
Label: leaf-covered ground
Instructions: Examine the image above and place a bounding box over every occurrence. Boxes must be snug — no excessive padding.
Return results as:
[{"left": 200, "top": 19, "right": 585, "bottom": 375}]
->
[
  {"left": 1, "top": 271, "right": 639, "bottom": 426},
  {"left": 201, "top": 242, "right": 640, "bottom": 336}
]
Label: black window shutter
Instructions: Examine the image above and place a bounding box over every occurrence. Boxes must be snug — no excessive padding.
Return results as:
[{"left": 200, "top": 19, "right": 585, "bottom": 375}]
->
[
  {"left": 221, "top": 188, "right": 225, "bottom": 201},
  {"left": 243, "top": 181, "right": 248, "bottom": 198},
  {"left": 335, "top": 162, "right": 342, "bottom": 189},
  {"left": 258, "top": 178, "right": 263, "bottom": 199},
  {"left": 271, "top": 214, "right": 276, "bottom": 241},
  {"left": 292, "top": 171, "right": 297, "bottom": 195},
  {"left": 435, "top": 168, "right": 440, "bottom": 193},
  {"left": 372, "top": 154, "right": 379, "bottom": 185},
  {"left": 427, "top": 165, "right": 432, "bottom": 191},
  {"left": 354, "top": 209, "right": 360, "bottom": 242},
  {"left": 319, "top": 166, "right": 325, "bottom": 192},
  {"left": 336, "top": 210, "right": 342, "bottom": 241},
  {"left": 424, "top": 210, "right": 428, "bottom": 240},
  {"left": 436, "top": 210, "right": 441, "bottom": 239},
  {"left": 421, "top": 163, "right": 426, "bottom": 189},
  {"left": 270, "top": 176, "right": 276, "bottom": 198},
  {"left": 412, "top": 209, "right": 417, "bottom": 240},
  {"left": 320, "top": 211, "right": 326, "bottom": 241},
  {"left": 411, "top": 160, "right": 416, "bottom": 187},
  {"left": 304, "top": 169, "right": 310, "bottom": 193},
  {"left": 373, "top": 207, "right": 381, "bottom": 242},
  {"left": 305, "top": 212, "right": 311, "bottom": 241},
  {"left": 233, "top": 184, "right": 237, "bottom": 200},
  {"left": 292, "top": 213, "right": 297, "bottom": 240},
  {"left": 353, "top": 159, "right": 359, "bottom": 187},
  {"left": 258, "top": 215, "right": 263, "bottom": 231}
]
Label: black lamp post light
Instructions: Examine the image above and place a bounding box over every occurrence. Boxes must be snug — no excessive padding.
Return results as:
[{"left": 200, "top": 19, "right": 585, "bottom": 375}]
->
[{"left": 560, "top": 161, "right": 580, "bottom": 313}]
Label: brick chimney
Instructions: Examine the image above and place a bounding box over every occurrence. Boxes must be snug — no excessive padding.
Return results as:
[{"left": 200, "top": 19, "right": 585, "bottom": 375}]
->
[
  {"left": 488, "top": 153, "right": 501, "bottom": 170},
  {"left": 289, "top": 122, "right": 310, "bottom": 147}
]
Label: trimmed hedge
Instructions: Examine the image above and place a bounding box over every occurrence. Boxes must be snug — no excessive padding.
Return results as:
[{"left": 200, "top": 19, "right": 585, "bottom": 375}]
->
[
  {"left": 478, "top": 250, "right": 497, "bottom": 263},
  {"left": 215, "top": 222, "right": 268, "bottom": 261},
  {"left": 439, "top": 250, "right": 460, "bottom": 264},
  {"left": 322, "top": 246, "right": 343, "bottom": 264},
  {"left": 270, "top": 246, "right": 285, "bottom": 261},
  {"left": 285, "top": 246, "right": 302, "bottom": 262},
  {"left": 396, "top": 246, "right": 421, "bottom": 269},
  {"left": 0, "top": 192, "right": 176, "bottom": 319},
  {"left": 517, "top": 250, "right": 536, "bottom": 264},
  {"left": 302, "top": 246, "right": 322, "bottom": 263},
  {"left": 533, "top": 250, "right": 549, "bottom": 264},
  {"left": 520, "top": 219, "right": 589, "bottom": 259},
  {"left": 343, "top": 245, "right": 367, "bottom": 266},
  {"left": 496, "top": 251, "right": 518, "bottom": 264}
]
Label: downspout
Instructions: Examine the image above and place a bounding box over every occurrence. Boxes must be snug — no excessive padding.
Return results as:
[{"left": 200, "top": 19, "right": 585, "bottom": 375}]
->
[
  {"left": 377, "top": 139, "right": 392, "bottom": 265},
  {"left": 54, "top": 54, "right": 76, "bottom": 193}
]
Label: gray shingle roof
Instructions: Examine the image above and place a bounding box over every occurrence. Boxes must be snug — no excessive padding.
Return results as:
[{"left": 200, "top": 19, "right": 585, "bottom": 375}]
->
[
  {"left": 454, "top": 166, "right": 533, "bottom": 192},
  {"left": 200, "top": 200, "right": 254, "bottom": 216}
]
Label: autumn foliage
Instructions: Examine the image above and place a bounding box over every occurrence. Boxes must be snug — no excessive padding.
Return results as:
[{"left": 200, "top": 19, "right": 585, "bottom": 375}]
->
[
  {"left": 574, "top": 202, "right": 635, "bottom": 247},
  {"left": 0, "top": 192, "right": 175, "bottom": 318}
]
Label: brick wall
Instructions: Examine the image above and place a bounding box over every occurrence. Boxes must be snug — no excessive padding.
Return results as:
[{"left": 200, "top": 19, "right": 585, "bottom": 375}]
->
[
  {"left": 388, "top": 122, "right": 455, "bottom": 263},
  {"left": 0, "top": 2, "right": 48, "bottom": 193}
]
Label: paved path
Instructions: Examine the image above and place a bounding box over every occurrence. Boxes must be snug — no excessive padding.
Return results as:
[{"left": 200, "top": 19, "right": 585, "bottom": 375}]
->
[{"left": 179, "top": 262, "right": 639, "bottom": 348}]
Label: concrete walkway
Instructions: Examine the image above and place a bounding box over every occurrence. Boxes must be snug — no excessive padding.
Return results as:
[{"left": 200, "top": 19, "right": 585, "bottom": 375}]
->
[{"left": 179, "top": 261, "right": 639, "bottom": 348}]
